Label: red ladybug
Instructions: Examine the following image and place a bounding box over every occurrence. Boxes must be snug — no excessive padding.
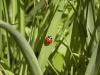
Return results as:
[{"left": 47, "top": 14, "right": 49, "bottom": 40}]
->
[{"left": 45, "top": 36, "right": 52, "bottom": 45}]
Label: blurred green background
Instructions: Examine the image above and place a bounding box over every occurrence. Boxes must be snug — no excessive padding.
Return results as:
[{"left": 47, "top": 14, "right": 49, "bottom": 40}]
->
[{"left": 0, "top": 0, "right": 100, "bottom": 75}]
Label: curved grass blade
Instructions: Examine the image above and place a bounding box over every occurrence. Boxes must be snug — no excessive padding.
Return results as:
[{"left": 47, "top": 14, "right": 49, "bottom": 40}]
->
[{"left": 0, "top": 21, "right": 42, "bottom": 75}]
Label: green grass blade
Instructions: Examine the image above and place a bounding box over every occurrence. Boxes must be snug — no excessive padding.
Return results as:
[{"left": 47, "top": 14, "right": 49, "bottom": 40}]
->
[
  {"left": 85, "top": 41, "right": 100, "bottom": 75},
  {"left": 11, "top": 0, "right": 17, "bottom": 24},
  {"left": 0, "top": 21, "right": 42, "bottom": 75},
  {"left": 17, "top": 0, "right": 25, "bottom": 36},
  {"left": 85, "top": 6, "right": 100, "bottom": 75},
  {"left": 0, "top": 0, "right": 3, "bottom": 56},
  {"left": 0, "top": 61, "right": 14, "bottom": 75},
  {"left": 25, "top": 0, "right": 45, "bottom": 25},
  {"left": 38, "top": 0, "right": 65, "bottom": 72}
]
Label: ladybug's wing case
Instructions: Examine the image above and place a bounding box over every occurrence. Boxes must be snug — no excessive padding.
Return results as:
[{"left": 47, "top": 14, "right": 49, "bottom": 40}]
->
[{"left": 45, "top": 38, "right": 52, "bottom": 45}]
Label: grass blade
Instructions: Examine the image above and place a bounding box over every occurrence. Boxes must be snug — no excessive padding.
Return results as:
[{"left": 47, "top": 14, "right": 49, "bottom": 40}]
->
[
  {"left": 38, "top": 0, "right": 65, "bottom": 72},
  {"left": 0, "top": 21, "right": 42, "bottom": 75}
]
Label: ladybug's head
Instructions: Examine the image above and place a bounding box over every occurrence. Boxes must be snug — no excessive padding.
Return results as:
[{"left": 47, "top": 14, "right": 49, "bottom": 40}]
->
[{"left": 48, "top": 36, "right": 52, "bottom": 39}]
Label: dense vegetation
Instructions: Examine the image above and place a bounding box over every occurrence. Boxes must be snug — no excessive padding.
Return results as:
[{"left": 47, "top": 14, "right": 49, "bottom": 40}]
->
[{"left": 0, "top": 0, "right": 100, "bottom": 75}]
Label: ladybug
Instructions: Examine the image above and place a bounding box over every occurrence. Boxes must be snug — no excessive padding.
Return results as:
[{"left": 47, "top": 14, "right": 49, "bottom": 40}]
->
[{"left": 45, "top": 36, "right": 52, "bottom": 45}]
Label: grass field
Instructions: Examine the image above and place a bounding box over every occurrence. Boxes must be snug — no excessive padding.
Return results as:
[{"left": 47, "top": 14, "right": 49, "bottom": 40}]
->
[{"left": 0, "top": 0, "right": 100, "bottom": 75}]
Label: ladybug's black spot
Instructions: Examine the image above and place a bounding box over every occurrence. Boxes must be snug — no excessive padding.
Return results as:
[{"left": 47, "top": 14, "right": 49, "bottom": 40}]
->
[{"left": 48, "top": 42, "right": 50, "bottom": 43}]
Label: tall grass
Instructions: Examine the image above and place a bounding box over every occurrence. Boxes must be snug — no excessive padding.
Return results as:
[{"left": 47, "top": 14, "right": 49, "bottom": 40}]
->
[{"left": 0, "top": 0, "right": 100, "bottom": 75}]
